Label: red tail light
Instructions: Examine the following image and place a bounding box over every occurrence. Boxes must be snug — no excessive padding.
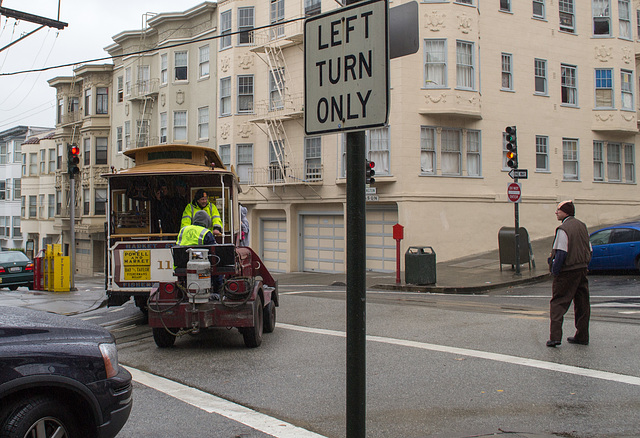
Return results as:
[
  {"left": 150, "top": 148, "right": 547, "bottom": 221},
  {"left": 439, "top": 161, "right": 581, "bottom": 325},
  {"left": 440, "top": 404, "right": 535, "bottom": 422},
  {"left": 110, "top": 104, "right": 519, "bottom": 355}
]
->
[
  {"left": 25, "top": 263, "right": 34, "bottom": 271},
  {"left": 0, "top": 267, "right": 5, "bottom": 273}
]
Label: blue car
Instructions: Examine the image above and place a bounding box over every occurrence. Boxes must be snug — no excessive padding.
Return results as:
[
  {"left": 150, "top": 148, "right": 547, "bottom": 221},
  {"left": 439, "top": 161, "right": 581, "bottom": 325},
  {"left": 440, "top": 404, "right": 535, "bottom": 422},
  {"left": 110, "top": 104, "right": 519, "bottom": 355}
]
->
[{"left": 588, "top": 221, "right": 640, "bottom": 271}]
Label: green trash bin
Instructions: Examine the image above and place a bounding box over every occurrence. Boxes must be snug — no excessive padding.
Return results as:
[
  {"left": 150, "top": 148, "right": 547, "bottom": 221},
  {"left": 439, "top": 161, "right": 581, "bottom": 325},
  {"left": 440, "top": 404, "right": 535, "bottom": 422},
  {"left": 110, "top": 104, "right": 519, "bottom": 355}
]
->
[{"left": 405, "top": 246, "right": 436, "bottom": 285}]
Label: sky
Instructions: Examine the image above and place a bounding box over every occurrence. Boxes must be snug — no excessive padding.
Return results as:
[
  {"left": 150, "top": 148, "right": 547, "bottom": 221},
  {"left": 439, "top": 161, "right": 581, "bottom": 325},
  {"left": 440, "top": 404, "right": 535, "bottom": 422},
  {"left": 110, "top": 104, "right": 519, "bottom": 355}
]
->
[{"left": 0, "top": 0, "right": 205, "bottom": 131}]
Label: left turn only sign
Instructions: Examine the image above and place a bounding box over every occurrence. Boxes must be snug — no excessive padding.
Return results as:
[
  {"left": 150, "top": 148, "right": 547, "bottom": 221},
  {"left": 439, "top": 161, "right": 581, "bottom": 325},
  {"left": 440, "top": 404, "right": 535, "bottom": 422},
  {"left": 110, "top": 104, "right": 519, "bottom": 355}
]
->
[{"left": 304, "top": 0, "right": 389, "bottom": 135}]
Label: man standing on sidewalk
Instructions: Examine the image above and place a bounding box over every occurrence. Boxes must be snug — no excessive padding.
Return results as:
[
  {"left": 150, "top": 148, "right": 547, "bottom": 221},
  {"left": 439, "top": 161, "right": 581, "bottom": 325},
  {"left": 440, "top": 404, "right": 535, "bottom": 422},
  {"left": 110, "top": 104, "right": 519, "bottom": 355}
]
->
[{"left": 546, "top": 200, "right": 592, "bottom": 347}]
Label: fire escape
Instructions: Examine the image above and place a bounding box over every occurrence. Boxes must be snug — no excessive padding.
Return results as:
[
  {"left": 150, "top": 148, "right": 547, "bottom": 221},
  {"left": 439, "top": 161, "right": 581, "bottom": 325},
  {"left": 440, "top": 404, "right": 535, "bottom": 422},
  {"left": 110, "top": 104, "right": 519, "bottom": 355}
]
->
[
  {"left": 128, "top": 13, "right": 158, "bottom": 148},
  {"left": 249, "top": 21, "right": 316, "bottom": 186}
]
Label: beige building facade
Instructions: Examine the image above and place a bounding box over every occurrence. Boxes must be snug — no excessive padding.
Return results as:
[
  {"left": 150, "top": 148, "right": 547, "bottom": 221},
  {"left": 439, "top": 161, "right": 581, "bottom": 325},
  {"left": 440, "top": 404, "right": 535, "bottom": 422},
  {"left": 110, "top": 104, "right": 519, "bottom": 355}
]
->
[{"left": 48, "top": 0, "right": 640, "bottom": 276}]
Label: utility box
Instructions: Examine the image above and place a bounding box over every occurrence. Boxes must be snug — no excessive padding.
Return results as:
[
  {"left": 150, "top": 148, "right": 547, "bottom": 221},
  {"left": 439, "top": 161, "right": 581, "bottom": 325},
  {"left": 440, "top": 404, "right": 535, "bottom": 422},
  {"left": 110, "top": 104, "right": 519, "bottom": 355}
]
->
[
  {"left": 405, "top": 246, "right": 436, "bottom": 285},
  {"left": 498, "top": 227, "right": 533, "bottom": 271}
]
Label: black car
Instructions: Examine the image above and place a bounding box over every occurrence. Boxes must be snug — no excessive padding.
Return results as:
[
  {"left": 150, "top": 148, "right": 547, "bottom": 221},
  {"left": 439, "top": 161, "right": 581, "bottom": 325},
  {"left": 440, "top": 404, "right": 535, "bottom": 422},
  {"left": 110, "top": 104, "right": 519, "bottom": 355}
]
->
[
  {"left": 0, "top": 251, "right": 34, "bottom": 290},
  {"left": 0, "top": 306, "right": 133, "bottom": 438}
]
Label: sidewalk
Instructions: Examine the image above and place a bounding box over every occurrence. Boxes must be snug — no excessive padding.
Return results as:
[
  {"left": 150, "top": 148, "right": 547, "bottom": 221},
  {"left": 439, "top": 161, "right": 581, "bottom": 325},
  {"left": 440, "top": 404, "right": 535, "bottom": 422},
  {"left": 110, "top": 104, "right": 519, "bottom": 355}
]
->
[{"left": 0, "top": 236, "right": 553, "bottom": 316}]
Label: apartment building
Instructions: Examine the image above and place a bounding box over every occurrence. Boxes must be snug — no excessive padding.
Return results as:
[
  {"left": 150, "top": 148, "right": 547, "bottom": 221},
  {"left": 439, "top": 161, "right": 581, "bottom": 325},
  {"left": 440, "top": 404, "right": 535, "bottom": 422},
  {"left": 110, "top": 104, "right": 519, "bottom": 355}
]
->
[
  {"left": 0, "top": 126, "right": 52, "bottom": 253},
  {"left": 47, "top": 0, "right": 640, "bottom": 276}
]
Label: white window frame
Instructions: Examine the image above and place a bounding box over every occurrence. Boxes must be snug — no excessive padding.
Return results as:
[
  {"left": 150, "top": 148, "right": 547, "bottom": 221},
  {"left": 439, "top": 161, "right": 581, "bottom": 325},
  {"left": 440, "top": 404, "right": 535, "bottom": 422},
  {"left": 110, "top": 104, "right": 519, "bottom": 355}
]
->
[
  {"left": 624, "top": 143, "right": 635, "bottom": 182},
  {"left": 116, "top": 126, "right": 123, "bottom": 152},
  {"left": 125, "top": 67, "right": 132, "bottom": 96},
  {"left": 269, "top": 68, "right": 285, "bottom": 110},
  {"left": 534, "top": 58, "right": 547, "bottom": 95},
  {"left": 220, "top": 77, "right": 231, "bottom": 116},
  {"left": 562, "top": 138, "right": 580, "bottom": 181},
  {"left": 237, "top": 143, "right": 253, "bottom": 184},
  {"left": 366, "top": 127, "right": 390, "bottom": 176},
  {"left": 561, "top": 64, "right": 578, "bottom": 106},
  {"left": 219, "top": 144, "right": 231, "bottom": 168},
  {"left": 593, "top": 0, "right": 611, "bottom": 36},
  {"left": 270, "top": 0, "right": 285, "bottom": 40},
  {"left": 533, "top": 0, "right": 545, "bottom": 19},
  {"left": 424, "top": 39, "right": 447, "bottom": 88},
  {"left": 466, "top": 130, "right": 481, "bottom": 177},
  {"left": 160, "top": 112, "right": 167, "bottom": 144},
  {"left": 160, "top": 54, "right": 168, "bottom": 85},
  {"left": 501, "top": 53, "right": 513, "bottom": 91},
  {"left": 238, "top": 7, "right": 254, "bottom": 45},
  {"left": 619, "top": 0, "right": 632, "bottom": 39},
  {"left": 198, "top": 107, "right": 209, "bottom": 140},
  {"left": 420, "top": 127, "right": 436, "bottom": 175},
  {"left": 199, "top": 45, "right": 210, "bottom": 78},
  {"left": 237, "top": 75, "right": 254, "bottom": 113},
  {"left": 174, "top": 51, "right": 188, "bottom": 81},
  {"left": 220, "top": 10, "right": 232, "bottom": 50},
  {"left": 593, "top": 140, "right": 605, "bottom": 181},
  {"left": 594, "top": 68, "right": 614, "bottom": 109},
  {"left": 456, "top": 40, "right": 475, "bottom": 90},
  {"left": 559, "top": 0, "right": 575, "bottom": 33},
  {"left": 536, "top": 135, "right": 550, "bottom": 171},
  {"left": 620, "top": 69, "right": 633, "bottom": 110},
  {"left": 305, "top": 137, "right": 322, "bottom": 181},
  {"left": 173, "top": 111, "right": 187, "bottom": 142},
  {"left": 124, "top": 121, "right": 131, "bottom": 149},
  {"left": 96, "top": 87, "right": 108, "bottom": 114}
]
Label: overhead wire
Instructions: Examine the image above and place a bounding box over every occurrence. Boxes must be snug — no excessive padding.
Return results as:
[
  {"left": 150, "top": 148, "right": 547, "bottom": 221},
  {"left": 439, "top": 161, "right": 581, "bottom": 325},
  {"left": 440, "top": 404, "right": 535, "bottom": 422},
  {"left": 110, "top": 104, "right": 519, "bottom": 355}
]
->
[
  {"left": 0, "top": 16, "right": 306, "bottom": 77},
  {"left": 0, "top": 27, "right": 57, "bottom": 107}
]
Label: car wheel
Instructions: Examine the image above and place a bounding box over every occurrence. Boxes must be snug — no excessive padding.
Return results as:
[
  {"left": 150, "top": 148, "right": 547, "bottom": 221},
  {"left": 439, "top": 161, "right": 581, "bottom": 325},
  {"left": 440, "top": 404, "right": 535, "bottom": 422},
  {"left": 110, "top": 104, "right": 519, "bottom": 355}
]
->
[
  {"left": 0, "top": 396, "right": 81, "bottom": 438},
  {"left": 153, "top": 327, "right": 176, "bottom": 348},
  {"left": 636, "top": 257, "right": 640, "bottom": 272},
  {"left": 263, "top": 301, "right": 276, "bottom": 334},
  {"left": 8, "top": 286, "right": 18, "bottom": 291},
  {"left": 242, "top": 294, "right": 263, "bottom": 348}
]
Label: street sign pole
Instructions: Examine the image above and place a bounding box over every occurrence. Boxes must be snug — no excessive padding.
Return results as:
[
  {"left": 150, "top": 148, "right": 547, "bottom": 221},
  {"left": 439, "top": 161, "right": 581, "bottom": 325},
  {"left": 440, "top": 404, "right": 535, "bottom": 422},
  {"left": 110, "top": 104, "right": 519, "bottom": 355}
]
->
[
  {"left": 346, "top": 129, "right": 366, "bottom": 438},
  {"left": 514, "top": 177, "right": 521, "bottom": 276}
]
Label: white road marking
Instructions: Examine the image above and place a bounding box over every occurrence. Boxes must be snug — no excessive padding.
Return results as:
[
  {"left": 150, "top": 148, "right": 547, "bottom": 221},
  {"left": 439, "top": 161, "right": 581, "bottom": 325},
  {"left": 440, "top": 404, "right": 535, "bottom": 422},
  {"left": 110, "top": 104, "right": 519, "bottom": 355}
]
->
[
  {"left": 80, "top": 315, "right": 102, "bottom": 321},
  {"left": 108, "top": 307, "right": 126, "bottom": 312},
  {"left": 278, "top": 323, "right": 640, "bottom": 387},
  {"left": 124, "top": 366, "right": 327, "bottom": 438}
]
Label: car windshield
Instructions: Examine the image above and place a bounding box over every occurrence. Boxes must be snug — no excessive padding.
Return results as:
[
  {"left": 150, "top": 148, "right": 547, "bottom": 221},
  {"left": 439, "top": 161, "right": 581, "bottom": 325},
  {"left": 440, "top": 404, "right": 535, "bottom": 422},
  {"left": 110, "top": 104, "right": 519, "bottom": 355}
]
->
[{"left": 0, "top": 252, "right": 29, "bottom": 263}]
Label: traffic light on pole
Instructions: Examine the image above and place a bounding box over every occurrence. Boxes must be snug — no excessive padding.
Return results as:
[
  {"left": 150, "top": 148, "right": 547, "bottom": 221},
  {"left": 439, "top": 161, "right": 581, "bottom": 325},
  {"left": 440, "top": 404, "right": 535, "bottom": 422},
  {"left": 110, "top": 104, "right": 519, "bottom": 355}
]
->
[
  {"left": 68, "top": 144, "right": 80, "bottom": 177},
  {"left": 505, "top": 126, "right": 517, "bottom": 169},
  {"left": 365, "top": 159, "right": 375, "bottom": 185}
]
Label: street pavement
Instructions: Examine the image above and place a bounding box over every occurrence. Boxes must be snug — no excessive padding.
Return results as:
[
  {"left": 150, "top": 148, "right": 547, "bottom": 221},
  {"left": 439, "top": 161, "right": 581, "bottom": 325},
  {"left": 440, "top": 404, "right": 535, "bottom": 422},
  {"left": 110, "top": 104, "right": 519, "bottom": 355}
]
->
[
  {"left": 0, "top": 236, "right": 578, "bottom": 438},
  {"left": 0, "top": 235, "right": 554, "bottom": 315}
]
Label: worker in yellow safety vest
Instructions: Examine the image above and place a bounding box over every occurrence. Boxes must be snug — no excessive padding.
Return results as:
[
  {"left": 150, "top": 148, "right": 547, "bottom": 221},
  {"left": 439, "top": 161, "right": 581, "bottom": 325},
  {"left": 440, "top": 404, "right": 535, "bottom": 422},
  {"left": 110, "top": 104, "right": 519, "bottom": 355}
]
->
[
  {"left": 176, "top": 211, "right": 216, "bottom": 245},
  {"left": 181, "top": 189, "right": 223, "bottom": 235}
]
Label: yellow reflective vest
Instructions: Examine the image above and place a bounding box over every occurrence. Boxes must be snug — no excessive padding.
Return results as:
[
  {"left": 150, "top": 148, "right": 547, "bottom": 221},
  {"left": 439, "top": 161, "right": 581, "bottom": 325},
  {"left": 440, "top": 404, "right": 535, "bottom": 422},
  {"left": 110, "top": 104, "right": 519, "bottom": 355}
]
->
[
  {"left": 176, "top": 225, "right": 215, "bottom": 246},
  {"left": 181, "top": 202, "right": 223, "bottom": 232}
]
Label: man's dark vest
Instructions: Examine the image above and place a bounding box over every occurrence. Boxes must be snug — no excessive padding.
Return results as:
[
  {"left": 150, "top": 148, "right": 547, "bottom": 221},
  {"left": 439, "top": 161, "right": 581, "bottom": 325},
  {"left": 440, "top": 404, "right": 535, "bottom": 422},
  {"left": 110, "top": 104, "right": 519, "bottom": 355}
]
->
[{"left": 555, "top": 216, "right": 591, "bottom": 271}]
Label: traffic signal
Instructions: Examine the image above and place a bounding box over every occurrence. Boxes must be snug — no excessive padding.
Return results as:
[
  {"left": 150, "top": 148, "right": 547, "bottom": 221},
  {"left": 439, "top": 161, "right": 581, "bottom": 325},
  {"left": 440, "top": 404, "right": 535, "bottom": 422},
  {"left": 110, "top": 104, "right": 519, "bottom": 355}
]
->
[
  {"left": 68, "top": 144, "right": 80, "bottom": 177},
  {"left": 505, "top": 126, "right": 517, "bottom": 169},
  {"left": 365, "top": 160, "right": 375, "bottom": 185}
]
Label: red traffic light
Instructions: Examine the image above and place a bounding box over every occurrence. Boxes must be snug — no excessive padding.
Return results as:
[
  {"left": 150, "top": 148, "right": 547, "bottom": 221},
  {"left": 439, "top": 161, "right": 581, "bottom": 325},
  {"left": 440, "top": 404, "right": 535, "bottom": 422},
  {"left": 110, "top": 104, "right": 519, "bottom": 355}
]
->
[
  {"left": 367, "top": 161, "right": 375, "bottom": 169},
  {"left": 70, "top": 145, "right": 80, "bottom": 155}
]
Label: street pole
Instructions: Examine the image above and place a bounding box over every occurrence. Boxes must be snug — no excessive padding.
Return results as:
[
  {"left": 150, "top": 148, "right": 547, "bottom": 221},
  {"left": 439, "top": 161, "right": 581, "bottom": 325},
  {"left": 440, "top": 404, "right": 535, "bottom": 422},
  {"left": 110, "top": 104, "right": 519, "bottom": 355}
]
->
[
  {"left": 346, "top": 129, "right": 366, "bottom": 438},
  {"left": 345, "top": 5, "right": 367, "bottom": 437},
  {"left": 514, "top": 177, "right": 520, "bottom": 276},
  {"left": 69, "top": 175, "right": 76, "bottom": 290}
]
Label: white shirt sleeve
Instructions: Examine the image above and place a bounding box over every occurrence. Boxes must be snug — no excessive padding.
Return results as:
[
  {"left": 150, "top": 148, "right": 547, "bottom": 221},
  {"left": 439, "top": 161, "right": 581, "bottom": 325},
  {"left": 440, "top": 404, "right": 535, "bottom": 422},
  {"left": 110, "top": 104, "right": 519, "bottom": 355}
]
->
[{"left": 552, "top": 229, "right": 569, "bottom": 252}]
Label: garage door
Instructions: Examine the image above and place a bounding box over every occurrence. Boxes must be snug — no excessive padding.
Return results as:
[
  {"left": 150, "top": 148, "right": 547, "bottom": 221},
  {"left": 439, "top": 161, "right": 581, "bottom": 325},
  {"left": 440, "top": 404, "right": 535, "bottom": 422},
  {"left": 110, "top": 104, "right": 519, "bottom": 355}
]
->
[
  {"left": 366, "top": 207, "right": 398, "bottom": 272},
  {"left": 261, "top": 218, "right": 287, "bottom": 273},
  {"left": 302, "top": 215, "right": 345, "bottom": 273}
]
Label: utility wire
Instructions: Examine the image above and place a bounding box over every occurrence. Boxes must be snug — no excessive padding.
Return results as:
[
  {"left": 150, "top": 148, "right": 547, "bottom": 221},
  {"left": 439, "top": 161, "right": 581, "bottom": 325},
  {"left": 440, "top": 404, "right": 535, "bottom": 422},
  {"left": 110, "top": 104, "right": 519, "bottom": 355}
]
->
[{"left": 0, "top": 16, "right": 306, "bottom": 77}]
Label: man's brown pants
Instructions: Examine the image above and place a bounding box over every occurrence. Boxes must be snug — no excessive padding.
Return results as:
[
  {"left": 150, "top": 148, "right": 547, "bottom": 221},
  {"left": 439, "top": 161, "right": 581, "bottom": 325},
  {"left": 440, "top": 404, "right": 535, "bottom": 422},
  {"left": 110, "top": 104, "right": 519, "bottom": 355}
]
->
[{"left": 550, "top": 268, "right": 590, "bottom": 342}]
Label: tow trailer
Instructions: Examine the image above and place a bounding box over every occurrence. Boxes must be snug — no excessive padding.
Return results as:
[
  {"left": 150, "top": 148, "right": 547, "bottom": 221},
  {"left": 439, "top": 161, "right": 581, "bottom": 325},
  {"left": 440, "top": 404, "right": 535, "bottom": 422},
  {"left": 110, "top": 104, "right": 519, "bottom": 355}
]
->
[{"left": 148, "top": 244, "right": 278, "bottom": 348}]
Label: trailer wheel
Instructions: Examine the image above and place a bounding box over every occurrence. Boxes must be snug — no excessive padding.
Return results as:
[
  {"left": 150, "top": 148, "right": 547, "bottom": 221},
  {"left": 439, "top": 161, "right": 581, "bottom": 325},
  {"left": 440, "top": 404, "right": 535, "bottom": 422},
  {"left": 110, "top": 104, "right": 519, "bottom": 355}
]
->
[
  {"left": 263, "top": 301, "right": 276, "bottom": 333},
  {"left": 242, "top": 295, "right": 263, "bottom": 348},
  {"left": 153, "top": 327, "right": 176, "bottom": 348}
]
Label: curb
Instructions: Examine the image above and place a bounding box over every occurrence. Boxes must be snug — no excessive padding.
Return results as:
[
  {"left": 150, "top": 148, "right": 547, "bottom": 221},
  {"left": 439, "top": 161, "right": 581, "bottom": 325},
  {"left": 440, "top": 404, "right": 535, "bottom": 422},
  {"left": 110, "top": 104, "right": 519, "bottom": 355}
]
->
[{"left": 371, "top": 273, "right": 551, "bottom": 294}]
